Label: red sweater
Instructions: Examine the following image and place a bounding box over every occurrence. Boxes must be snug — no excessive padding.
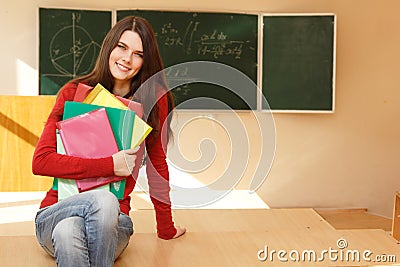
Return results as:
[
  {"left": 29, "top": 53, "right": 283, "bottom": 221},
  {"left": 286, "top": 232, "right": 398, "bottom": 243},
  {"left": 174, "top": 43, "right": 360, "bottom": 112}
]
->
[{"left": 32, "top": 82, "right": 177, "bottom": 239}]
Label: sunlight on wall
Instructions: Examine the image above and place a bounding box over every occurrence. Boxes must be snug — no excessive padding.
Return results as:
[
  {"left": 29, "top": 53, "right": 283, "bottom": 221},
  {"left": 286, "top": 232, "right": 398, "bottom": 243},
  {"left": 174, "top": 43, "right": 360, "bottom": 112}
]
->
[
  {"left": 135, "top": 162, "right": 207, "bottom": 192},
  {"left": 16, "top": 59, "right": 38, "bottom": 96},
  {"left": 0, "top": 162, "right": 268, "bottom": 224},
  {"left": 134, "top": 164, "right": 269, "bottom": 209},
  {"left": 133, "top": 190, "right": 270, "bottom": 210},
  {"left": 0, "top": 192, "right": 45, "bottom": 224}
]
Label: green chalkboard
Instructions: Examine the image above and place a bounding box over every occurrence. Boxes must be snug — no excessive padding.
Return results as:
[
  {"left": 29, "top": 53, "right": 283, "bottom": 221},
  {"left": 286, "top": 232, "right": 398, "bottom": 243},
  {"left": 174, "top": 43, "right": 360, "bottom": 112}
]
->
[
  {"left": 39, "top": 8, "right": 111, "bottom": 95},
  {"left": 117, "top": 10, "right": 258, "bottom": 110},
  {"left": 262, "top": 15, "right": 335, "bottom": 111}
]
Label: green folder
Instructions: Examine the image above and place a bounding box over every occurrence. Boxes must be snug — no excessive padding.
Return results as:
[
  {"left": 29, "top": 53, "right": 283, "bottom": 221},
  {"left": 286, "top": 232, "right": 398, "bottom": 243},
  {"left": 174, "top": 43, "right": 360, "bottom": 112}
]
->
[{"left": 62, "top": 101, "right": 136, "bottom": 199}]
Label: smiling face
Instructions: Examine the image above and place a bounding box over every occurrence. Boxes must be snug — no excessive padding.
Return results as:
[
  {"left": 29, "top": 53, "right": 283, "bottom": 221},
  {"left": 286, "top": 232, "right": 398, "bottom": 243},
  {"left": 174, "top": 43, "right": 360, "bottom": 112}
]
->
[{"left": 109, "top": 30, "right": 144, "bottom": 94}]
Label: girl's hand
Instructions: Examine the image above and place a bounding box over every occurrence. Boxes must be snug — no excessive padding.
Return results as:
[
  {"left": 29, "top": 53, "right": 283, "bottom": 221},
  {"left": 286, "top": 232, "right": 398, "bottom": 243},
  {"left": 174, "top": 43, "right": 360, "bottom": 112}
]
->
[
  {"left": 112, "top": 147, "right": 140, "bottom": 176},
  {"left": 172, "top": 226, "right": 186, "bottom": 239}
]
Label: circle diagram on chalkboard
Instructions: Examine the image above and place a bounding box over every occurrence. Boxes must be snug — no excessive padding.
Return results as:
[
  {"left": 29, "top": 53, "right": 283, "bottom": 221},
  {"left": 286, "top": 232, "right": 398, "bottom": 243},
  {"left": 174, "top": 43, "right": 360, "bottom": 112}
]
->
[
  {"left": 39, "top": 9, "right": 111, "bottom": 95},
  {"left": 49, "top": 24, "right": 100, "bottom": 78}
]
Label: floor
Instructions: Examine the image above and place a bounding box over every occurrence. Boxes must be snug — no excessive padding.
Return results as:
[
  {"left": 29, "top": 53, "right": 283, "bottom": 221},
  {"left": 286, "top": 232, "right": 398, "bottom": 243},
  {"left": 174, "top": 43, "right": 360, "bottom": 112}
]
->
[{"left": 0, "top": 191, "right": 399, "bottom": 266}]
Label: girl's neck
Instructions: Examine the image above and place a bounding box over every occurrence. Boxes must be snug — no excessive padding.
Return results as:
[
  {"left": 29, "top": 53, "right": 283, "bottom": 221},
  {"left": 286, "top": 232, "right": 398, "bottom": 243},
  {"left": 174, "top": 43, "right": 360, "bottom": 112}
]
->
[{"left": 112, "top": 82, "right": 130, "bottom": 97}]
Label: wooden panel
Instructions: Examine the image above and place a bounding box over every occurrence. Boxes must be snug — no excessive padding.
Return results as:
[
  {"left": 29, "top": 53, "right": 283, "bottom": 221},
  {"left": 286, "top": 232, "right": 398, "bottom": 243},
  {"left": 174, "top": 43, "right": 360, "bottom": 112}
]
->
[
  {"left": 317, "top": 208, "right": 392, "bottom": 231},
  {"left": 0, "top": 96, "right": 55, "bottom": 191},
  {"left": 392, "top": 192, "right": 400, "bottom": 241}
]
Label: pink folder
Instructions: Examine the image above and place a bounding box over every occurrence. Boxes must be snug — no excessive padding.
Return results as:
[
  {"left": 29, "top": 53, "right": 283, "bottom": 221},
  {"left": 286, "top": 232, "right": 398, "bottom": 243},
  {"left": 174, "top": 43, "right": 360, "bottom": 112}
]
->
[
  {"left": 116, "top": 96, "right": 144, "bottom": 118},
  {"left": 73, "top": 83, "right": 93, "bottom": 102},
  {"left": 56, "top": 108, "right": 123, "bottom": 191}
]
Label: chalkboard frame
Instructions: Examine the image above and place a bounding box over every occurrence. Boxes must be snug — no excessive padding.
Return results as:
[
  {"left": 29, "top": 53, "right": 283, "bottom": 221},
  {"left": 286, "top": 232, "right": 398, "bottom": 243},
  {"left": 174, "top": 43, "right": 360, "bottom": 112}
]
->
[
  {"left": 38, "top": 9, "right": 337, "bottom": 113},
  {"left": 261, "top": 13, "right": 337, "bottom": 113}
]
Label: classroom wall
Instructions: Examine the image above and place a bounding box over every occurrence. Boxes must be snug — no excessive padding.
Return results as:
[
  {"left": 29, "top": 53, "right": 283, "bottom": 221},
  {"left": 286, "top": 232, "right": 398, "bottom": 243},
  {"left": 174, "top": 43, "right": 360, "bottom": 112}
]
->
[{"left": 1, "top": 0, "right": 399, "bottom": 217}]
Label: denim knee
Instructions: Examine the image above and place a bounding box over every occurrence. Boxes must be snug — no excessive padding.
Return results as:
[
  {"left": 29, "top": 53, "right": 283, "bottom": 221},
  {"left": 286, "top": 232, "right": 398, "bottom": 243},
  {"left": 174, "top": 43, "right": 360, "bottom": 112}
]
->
[
  {"left": 52, "top": 217, "right": 85, "bottom": 248},
  {"left": 87, "top": 190, "right": 119, "bottom": 209},
  {"left": 84, "top": 190, "right": 120, "bottom": 227}
]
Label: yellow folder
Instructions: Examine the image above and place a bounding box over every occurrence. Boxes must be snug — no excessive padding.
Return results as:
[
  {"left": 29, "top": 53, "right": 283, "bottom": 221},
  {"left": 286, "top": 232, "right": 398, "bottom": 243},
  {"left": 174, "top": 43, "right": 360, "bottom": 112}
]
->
[
  {"left": 83, "top": 83, "right": 152, "bottom": 148},
  {"left": 83, "top": 83, "right": 128, "bottom": 110}
]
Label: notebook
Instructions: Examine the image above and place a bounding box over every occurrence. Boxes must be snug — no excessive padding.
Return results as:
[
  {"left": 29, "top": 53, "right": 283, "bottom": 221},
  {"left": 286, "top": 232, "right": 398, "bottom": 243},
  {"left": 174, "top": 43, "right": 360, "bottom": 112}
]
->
[
  {"left": 56, "top": 108, "right": 123, "bottom": 192},
  {"left": 62, "top": 101, "right": 137, "bottom": 199}
]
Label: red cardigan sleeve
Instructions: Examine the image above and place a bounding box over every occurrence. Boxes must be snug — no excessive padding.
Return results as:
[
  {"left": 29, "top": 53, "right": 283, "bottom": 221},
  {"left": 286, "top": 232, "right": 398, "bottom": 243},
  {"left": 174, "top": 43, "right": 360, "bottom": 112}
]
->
[
  {"left": 146, "top": 90, "right": 177, "bottom": 240},
  {"left": 32, "top": 83, "right": 115, "bottom": 179}
]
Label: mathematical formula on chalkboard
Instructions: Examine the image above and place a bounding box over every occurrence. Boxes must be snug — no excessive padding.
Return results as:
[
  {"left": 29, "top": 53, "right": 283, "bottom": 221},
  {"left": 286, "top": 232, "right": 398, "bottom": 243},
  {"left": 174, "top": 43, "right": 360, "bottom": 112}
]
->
[
  {"left": 156, "top": 21, "right": 249, "bottom": 60},
  {"left": 155, "top": 20, "right": 249, "bottom": 98},
  {"left": 117, "top": 10, "right": 259, "bottom": 109}
]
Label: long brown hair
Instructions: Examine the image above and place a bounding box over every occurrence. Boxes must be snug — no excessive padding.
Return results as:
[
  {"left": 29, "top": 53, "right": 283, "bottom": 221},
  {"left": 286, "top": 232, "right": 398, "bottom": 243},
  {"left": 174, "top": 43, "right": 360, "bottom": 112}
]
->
[{"left": 72, "top": 16, "right": 174, "bottom": 145}]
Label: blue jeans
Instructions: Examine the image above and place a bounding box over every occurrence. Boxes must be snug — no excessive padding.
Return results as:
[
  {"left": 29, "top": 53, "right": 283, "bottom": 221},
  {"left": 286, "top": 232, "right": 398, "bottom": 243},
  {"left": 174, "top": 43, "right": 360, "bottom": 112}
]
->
[{"left": 35, "top": 191, "right": 133, "bottom": 267}]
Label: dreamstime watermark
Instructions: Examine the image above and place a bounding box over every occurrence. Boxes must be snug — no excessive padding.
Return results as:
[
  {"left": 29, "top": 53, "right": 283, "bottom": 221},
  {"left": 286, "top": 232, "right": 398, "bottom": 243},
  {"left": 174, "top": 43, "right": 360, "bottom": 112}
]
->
[
  {"left": 257, "top": 238, "right": 397, "bottom": 263},
  {"left": 130, "top": 61, "right": 276, "bottom": 208}
]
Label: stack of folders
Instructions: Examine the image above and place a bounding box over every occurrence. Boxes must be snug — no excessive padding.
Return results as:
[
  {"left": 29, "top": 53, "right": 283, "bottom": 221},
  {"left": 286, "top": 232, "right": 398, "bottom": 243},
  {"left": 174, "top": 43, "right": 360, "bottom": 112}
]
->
[{"left": 56, "top": 83, "right": 153, "bottom": 201}]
